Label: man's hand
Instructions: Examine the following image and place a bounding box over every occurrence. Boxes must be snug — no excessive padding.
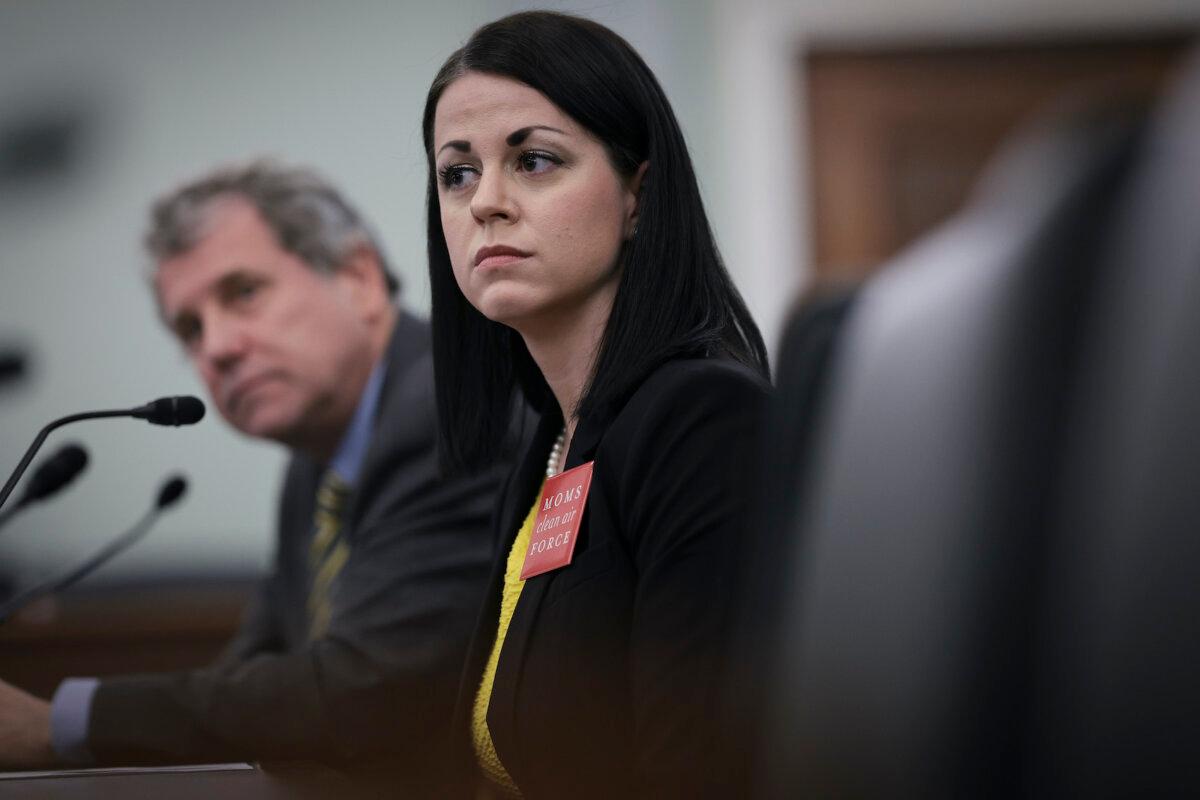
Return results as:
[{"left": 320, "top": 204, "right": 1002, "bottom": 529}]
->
[{"left": 0, "top": 678, "right": 55, "bottom": 769}]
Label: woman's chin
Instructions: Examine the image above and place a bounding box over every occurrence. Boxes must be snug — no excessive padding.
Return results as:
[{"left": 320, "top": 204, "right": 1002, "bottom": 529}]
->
[{"left": 473, "top": 292, "right": 542, "bottom": 330}]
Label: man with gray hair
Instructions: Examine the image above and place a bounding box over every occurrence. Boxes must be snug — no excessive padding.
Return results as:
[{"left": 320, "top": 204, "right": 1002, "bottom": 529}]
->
[{"left": 0, "top": 161, "right": 507, "bottom": 786}]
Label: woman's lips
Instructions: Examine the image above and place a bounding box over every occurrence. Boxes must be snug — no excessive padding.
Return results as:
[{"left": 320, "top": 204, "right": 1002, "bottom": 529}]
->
[{"left": 474, "top": 245, "right": 531, "bottom": 269}]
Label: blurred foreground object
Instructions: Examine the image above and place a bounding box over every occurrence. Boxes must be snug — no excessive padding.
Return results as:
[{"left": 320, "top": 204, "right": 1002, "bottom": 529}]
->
[
  {"left": 765, "top": 44, "right": 1200, "bottom": 798},
  {"left": 0, "top": 443, "right": 88, "bottom": 533},
  {"left": 0, "top": 349, "right": 28, "bottom": 389}
]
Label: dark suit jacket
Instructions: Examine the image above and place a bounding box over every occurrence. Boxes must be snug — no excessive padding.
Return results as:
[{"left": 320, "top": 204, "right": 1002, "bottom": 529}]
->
[
  {"left": 453, "top": 356, "right": 769, "bottom": 799},
  {"left": 86, "top": 312, "right": 504, "bottom": 783}
]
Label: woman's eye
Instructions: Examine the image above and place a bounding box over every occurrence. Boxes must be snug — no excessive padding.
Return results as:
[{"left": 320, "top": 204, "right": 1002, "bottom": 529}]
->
[
  {"left": 439, "top": 165, "right": 479, "bottom": 190},
  {"left": 517, "top": 151, "right": 561, "bottom": 175}
]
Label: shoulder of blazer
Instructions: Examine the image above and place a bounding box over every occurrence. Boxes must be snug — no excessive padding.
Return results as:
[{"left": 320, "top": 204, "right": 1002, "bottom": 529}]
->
[
  {"left": 629, "top": 356, "right": 769, "bottom": 408},
  {"left": 375, "top": 309, "right": 432, "bottom": 412},
  {"left": 581, "top": 356, "right": 770, "bottom": 461},
  {"left": 571, "top": 357, "right": 768, "bottom": 462}
]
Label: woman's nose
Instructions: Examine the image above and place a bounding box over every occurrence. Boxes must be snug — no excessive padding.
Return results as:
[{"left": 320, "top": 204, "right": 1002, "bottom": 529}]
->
[{"left": 470, "top": 170, "right": 518, "bottom": 224}]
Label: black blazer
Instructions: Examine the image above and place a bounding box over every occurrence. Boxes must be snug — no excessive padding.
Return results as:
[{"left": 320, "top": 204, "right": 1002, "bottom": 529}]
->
[
  {"left": 453, "top": 356, "right": 769, "bottom": 799},
  {"left": 87, "top": 312, "right": 506, "bottom": 785}
]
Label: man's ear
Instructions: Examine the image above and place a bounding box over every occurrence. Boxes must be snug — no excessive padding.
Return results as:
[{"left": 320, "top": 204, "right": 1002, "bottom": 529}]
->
[
  {"left": 334, "top": 246, "right": 391, "bottom": 321},
  {"left": 624, "top": 161, "right": 649, "bottom": 240}
]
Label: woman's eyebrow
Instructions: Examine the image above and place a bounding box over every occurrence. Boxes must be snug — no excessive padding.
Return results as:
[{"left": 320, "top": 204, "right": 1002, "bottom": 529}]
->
[
  {"left": 437, "top": 140, "right": 471, "bottom": 156},
  {"left": 437, "top": 125, "right": 566, "bottom": 156},
  {"left": 506, "top": 125, "right": 566, "bottom": 146}
]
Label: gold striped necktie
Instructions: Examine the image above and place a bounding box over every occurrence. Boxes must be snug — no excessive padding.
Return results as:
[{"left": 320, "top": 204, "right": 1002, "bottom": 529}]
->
[{"left": 307, "top": 470, "right": 351, "bottom": 640}]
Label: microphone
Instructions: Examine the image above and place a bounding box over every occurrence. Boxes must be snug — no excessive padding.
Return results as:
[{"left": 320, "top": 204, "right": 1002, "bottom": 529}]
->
[
  {"left": 157, "top": 475, "right": 187, "bottom": 507},
  {"left": 0, "top": 444, "right": 89, "bottom": 531},
  {"left": 0, "top": 350, "right": 27, "bottom": 388},
  {"left": 0, "top": 395, "right": 205, "bottom": 511},
  {"left": 0, "top": 474, "right": 188, "bottom": 625},
  {"left": 130, "top": 396, "right": 206, "bottom": 427}
]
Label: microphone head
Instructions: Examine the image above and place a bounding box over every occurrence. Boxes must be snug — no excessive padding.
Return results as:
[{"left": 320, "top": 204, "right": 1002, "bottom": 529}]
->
[
  {"left": 22, "top": 443, "right": 89, "bottom": 505},
  {"left": 0, "top": 349, "right": 27, "bottom": 387},
  {"left": 135, "top": 395, "right": 206, "bottom": 426},
  {"left": 156, "top": 474, "right": 188, "bottom": 510}
]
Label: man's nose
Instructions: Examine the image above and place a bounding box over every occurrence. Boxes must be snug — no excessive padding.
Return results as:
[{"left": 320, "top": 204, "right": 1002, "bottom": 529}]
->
[{"left": 198, "top": 312, "right": 250, "bottom": 370}]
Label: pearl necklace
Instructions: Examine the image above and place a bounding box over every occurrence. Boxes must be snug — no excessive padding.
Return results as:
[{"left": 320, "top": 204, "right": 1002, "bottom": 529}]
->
[{"left": 546, "top": 428, "right": 566, "bottom": 477}]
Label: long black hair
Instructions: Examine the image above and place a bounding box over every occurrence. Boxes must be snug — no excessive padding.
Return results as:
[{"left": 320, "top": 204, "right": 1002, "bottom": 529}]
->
[{"left": 423, "top": 10, "right": 769, "bottom": 473}]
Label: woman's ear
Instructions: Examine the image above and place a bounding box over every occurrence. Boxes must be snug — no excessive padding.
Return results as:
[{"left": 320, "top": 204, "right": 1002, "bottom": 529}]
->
[{"left": 625, "top": 161, "right": 649, "bottom": 239}]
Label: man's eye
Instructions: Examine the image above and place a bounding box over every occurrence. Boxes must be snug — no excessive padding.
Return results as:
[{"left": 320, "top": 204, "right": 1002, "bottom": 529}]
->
[
  {"left": 175, "top": 319, "right": 201, "bottom": 348},
  {"left": 438, "top": 164, "right": 479, "bottom": 190},
  {"left": 229, "top": 280, "right": 261, "bottom": 303},
  {"left": 517, "top": 151, "right": 562, "bottom": 175}
]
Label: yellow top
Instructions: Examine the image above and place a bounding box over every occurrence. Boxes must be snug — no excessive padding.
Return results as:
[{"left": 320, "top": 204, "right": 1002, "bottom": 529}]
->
[{"left": 471, "top": 481, "right": 544, "bottom": 799}]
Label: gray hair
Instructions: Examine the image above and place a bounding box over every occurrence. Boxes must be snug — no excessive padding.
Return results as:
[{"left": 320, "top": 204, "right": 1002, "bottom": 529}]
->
[{"left": 145, "top": 160, "right": 400, "bottom": 296}]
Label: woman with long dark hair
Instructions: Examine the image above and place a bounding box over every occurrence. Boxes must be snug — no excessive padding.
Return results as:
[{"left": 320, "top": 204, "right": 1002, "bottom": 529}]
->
[{"left": 423, "top": 11, "right": 769, "bottom": 798}]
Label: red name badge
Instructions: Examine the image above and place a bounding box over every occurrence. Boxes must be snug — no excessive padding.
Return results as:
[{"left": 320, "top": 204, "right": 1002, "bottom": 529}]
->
[{"left": 520, "top": 461, "right": 595, "bottom": 580}]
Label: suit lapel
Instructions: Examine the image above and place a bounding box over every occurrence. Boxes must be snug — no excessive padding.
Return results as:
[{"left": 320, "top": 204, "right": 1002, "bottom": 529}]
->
[
  {"left": 454, "top": 411, "right": 560, "bottom": 756},
  {"left": 342, "top": 310, "right": 430, "bottom": 539},
  {"left": 279, "top": 456, "right": 322, "bottom": 647},
  {"left": 487, "top": 410, "right": 608, "bottom": 773}
]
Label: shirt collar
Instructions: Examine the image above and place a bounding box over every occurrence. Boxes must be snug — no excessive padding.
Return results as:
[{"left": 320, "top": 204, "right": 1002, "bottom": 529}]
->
[{"left": 327, "top": 360, "right": 386, "bottom": 485}]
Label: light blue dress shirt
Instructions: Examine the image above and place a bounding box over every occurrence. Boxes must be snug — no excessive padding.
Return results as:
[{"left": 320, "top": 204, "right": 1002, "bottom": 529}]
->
[{"left": 50, "top": 362, "right": 386, "bottom": 764}]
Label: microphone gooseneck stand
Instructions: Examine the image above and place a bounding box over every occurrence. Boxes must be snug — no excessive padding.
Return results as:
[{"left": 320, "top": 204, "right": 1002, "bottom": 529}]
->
[{"left": 0, "top": 396, "right": 204, "bottom": 512}]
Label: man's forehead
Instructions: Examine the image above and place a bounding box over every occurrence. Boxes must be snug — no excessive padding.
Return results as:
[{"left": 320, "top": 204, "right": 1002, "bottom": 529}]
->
[
  {"left": 152, "top": 203, "right": 267, "bottom": 314},
  {"left": 189, "top": 194, "right": 267, "bottom": 245}
]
